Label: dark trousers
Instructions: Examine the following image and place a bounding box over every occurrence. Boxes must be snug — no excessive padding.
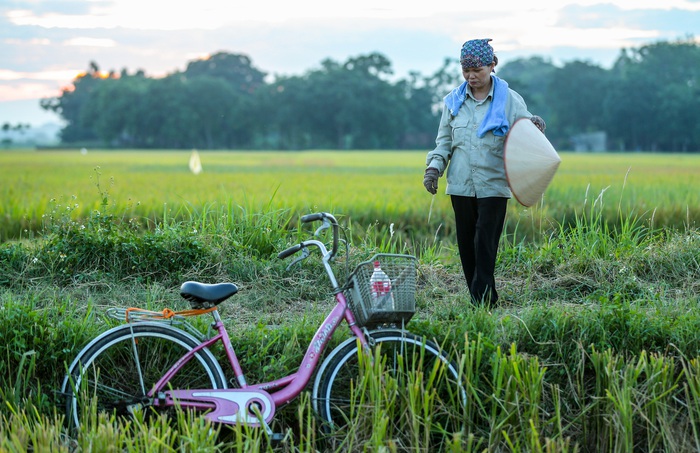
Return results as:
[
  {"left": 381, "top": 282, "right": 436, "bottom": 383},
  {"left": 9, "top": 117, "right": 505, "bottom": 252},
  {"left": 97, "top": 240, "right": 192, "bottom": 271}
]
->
[{"left": 450, "top": 195, "right": 508, "bottom": 305}]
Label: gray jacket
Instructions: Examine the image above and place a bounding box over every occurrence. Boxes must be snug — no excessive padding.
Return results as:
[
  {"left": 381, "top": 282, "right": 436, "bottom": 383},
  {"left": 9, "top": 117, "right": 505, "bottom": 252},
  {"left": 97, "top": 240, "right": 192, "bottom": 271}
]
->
[{"left": 426, "top": 84, "right": 532, "bottom": 198}]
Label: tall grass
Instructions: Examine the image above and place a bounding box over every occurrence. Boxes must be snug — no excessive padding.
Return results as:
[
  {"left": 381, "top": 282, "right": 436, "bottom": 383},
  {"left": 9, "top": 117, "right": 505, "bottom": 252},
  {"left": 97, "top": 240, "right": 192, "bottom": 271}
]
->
[
  {"left": 1, "top": 152, "right": 700, "bottom": 450},
  {"left": 2, "top": 150, "right": 700, "bottom": 242},
  {"left": 5, "top": 332, "right": 700, "bottom": 451}
]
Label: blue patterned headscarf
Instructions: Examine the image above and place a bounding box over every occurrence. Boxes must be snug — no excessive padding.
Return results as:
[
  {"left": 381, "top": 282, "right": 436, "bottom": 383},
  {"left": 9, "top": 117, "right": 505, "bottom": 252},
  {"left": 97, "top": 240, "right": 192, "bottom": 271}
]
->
[{"left": 460, "top": 39, "right": 494, "bottom": 68}]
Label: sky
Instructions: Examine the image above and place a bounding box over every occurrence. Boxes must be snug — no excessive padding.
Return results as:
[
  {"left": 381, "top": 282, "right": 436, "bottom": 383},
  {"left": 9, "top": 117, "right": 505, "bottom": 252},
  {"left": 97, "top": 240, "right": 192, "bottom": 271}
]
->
[{"left": 1, "top": 0, "right": 699, "bottom": 127}]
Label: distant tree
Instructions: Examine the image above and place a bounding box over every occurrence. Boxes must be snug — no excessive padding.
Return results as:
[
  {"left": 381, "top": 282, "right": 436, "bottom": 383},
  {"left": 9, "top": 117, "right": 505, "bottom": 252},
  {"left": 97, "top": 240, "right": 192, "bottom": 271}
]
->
[
  {"left": 407, "top": 59, "right": 471, "bottom": 148},
  {"left": 268, "top": 53, "right": 414, "bottom": 149},
  {"left": 183, "top": 52, "right": 267, "bottom": 94},
  {"left": 0, "top": 122, "right": 31, "bottom": 148},
  {"left": 1, "top": 122, "right": 11, "bottom": 148},
  {"left": 343, "top": 53, "right": 394, "bottom": 77},
  {"left": 498, "top": 56, "right": 556, "bottom": 125},
  {"left": 544, "top": 61, "right": 610, "bottom": 148},
  {"left": 175, "top": 52, "right": 266, "bottom": 148},
  {"left": 40, "top": 39, "right": 700, "bottom": 152},
  {"left": 261, "top": 74, "right": 312, "bottom": 149},
  {"left": 425, "top": 57, "right": 463, "bottom": 102},
  {"left": 605, "top": 38, "right": 700, "bottom": 151},
  {"left": 397, "top": 71, "right": 440, "bottom": 148},
  {"left": 84, "top": 75, "right": 155, "bottom": 147},
  {"left": 181, "top": 76, "right": 252, "bottom": 148},
  {"left": 41, "top": 61, "right": 110, "bottom": 143}
]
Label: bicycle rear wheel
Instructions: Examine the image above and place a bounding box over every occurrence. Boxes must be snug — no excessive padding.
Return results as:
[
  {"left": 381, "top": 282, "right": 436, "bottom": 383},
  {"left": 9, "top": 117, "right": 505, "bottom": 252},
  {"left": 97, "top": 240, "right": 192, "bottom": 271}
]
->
[
  {"left": 312, "top": 329, "right": 466, "bottom": 448},
  {"left": 62, "top": 322, "right": 226, "bottom": 430}
]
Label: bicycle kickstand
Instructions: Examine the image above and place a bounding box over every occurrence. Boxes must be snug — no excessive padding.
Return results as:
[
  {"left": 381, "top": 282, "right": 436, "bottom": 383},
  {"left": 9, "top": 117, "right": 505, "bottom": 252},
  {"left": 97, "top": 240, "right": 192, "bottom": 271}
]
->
[
  {"left": 247, "top": 406, "right": 285, "bottom": 444},
  {"left": 260, "top": 418, "right": 285, "bottom": 444}
]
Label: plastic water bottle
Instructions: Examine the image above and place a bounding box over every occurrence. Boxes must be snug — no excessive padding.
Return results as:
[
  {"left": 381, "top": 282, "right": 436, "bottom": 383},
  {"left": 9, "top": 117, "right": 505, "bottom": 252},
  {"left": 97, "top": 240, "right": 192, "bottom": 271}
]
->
[{"left": 369, "top": 261, "right": 394, "bottom": 310}]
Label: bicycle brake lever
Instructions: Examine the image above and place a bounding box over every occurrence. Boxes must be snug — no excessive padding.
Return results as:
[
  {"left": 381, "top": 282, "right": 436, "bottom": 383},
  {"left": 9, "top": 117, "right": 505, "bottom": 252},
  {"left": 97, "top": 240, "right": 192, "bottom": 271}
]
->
[
  {"left": 286, "top": 246, "right": 310, "bottom": 270},
  {"left": 313, "top": 218, "right": 331, "bottom": 237}
]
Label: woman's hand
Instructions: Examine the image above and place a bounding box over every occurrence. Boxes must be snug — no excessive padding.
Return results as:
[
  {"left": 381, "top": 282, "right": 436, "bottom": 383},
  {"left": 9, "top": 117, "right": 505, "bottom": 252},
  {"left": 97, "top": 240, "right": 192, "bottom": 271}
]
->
[
  {"left": 531, "top": 115, "right": 546, "bottom": 133},
  {"left": 423, "top": 167, "right": 439, "bottom": 194}
]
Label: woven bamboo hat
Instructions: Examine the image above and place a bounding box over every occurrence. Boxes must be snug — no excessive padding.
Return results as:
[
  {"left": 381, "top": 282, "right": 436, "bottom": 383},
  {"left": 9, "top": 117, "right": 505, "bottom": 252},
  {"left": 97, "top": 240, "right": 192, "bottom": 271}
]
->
[{"left": 504, "top": 118, "right": 561, "bottom": 207}]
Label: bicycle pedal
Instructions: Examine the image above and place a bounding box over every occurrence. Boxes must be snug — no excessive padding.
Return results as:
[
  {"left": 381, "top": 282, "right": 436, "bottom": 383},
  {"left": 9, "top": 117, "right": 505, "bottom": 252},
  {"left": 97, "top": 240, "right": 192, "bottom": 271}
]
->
[{"left": 270, "top": 433, "right": 285, "bottom": 443}]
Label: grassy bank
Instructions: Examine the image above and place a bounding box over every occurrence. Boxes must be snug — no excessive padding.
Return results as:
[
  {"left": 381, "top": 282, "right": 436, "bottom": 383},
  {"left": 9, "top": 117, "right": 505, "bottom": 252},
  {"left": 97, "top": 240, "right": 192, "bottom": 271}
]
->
[{"left": 1, "top": 191, "right": 699, "bottom": 450}]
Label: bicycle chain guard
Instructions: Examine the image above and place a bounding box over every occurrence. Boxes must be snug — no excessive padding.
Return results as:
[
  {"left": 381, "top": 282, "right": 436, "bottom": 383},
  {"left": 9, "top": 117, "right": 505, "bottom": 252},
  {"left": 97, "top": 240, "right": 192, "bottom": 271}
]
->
[{"left": 162, "top": 388, "right": 275, "bottom": 426}]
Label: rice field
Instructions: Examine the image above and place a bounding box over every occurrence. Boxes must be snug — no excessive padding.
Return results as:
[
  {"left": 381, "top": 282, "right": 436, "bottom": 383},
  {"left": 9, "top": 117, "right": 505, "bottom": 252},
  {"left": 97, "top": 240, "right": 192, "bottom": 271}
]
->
[
  {"left": 1, "top": 149, "right": 699, "bottom": 243},
  {"left": 2, "top": 149, "right": 700, "bottom": 451}
]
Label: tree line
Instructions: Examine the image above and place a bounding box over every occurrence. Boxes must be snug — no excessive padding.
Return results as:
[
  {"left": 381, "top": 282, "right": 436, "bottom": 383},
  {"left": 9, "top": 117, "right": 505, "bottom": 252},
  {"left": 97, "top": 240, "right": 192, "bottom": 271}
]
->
[
  {"left": 41, "top": 37, "right": 700, "bottom": 152},
  {"left": 1, "top": 123, "right": 32, "bottom": 147}
]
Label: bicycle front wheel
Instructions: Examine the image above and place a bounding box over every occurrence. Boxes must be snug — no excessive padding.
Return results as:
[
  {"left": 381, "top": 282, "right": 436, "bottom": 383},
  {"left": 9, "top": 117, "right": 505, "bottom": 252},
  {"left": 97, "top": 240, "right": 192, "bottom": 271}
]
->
[
  {"left": 62, "top": 322, "right": 226, "bottom": 430},
  {"left": 312, "top": 329, "right": 466, "bottom": 447}
]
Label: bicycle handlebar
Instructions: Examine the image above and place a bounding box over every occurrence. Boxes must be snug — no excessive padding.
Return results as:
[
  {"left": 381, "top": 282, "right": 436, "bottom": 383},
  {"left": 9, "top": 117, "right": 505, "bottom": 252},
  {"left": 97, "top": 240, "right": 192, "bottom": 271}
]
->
[
  {"left": 300, "top": 213, "right": 325, "bottom": 223},
  {"left": 277, "top": 243, "right": 303, "bottom": 260},
  {"left": 277, "top": 212, "right": 339, "bottom": 260}
]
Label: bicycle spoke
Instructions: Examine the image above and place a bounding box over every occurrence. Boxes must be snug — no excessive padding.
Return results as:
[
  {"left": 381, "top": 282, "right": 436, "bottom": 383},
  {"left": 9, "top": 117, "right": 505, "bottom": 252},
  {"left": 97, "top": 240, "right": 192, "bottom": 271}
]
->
[
  {"left": 127, "top": 326, "right": 147, "bottom": 396},
  {"left": 64, "top": 323, "right": 224, "bottom": 430},
  {"left": 313, "top": 331, "right": 466, "bottom": 449}
]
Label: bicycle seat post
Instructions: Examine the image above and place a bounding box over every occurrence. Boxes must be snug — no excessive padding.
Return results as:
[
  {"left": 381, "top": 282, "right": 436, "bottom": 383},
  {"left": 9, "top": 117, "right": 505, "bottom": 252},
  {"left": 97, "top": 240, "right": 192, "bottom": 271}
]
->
[
  {"left": 210, "top": 309, "right": 223, "bottom": 324},
  {"left": 208, "top": 309, "right": 228, "bottom": 339}
]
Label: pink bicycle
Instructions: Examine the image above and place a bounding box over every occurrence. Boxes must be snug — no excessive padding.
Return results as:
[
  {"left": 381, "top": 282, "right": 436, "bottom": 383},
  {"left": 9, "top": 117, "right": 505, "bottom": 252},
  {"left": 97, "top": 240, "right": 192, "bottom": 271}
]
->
[{"left": 62, "top": 212, "right": 465, "bottom": 439}]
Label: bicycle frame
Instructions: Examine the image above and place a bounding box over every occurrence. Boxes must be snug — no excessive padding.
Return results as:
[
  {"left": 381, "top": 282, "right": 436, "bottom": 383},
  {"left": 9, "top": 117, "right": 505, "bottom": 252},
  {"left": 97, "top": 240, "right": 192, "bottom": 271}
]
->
[
  {"left": 146, "top": 213, "right": 372, "bottom": 426},
  {"left": 151, "top": 292, "right": 367, "bottom": 414}
]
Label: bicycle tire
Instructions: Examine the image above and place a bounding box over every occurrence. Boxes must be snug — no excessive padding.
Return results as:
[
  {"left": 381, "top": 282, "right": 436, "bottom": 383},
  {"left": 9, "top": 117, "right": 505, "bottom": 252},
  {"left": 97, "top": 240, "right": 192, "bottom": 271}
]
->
[
  {"left": 62, "top": 322, "right": 226, "bottom": 430},
  {"left": 312, "top": 329, "right": 466, "bottom": 447}
]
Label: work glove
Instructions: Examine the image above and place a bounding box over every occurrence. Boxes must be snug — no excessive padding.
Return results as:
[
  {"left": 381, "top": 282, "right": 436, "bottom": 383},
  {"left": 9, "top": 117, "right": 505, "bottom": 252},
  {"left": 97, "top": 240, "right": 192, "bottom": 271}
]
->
[
  {"left": 423, "top": 167, "right": 439, "bottom": 195},
  {"left": 531, "top": 115, "right": 546, "bottom": 133}
]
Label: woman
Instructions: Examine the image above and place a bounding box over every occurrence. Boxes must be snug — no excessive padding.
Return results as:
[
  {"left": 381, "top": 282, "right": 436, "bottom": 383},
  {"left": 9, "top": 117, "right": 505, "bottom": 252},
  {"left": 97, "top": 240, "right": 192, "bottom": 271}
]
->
[{"left": 423, "top": 38, "right": 545, "bottom": 307}]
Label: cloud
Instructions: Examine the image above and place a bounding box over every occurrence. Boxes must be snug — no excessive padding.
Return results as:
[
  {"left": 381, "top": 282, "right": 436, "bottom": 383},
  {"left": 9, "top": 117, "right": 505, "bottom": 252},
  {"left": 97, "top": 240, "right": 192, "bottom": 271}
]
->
[
  {"left": 2, "top": 0, "right": 98, "bottom": 16},
  {"left": 0, "top": 69, "right": 79, "bottom": 81},
  {"left": 558, "top": 3, "right": 700, "bottom": 32},
  {"left": 63, "top": 37, "right": 116, "bottom": 47},
  {"left": 1, "top": 0, "right": 699, "bottom": 118},
  {"left": 3, "top": 37, "right": 50, "bottom": 46},
  {"left": 560, "top": 0, "right": 700, "bottom": 11},
  {"left": 628, "top": 9, "right": 700, "bottom": 34},
  {"left": 0, "top": 80, "right": 60, "bottom": 101}
]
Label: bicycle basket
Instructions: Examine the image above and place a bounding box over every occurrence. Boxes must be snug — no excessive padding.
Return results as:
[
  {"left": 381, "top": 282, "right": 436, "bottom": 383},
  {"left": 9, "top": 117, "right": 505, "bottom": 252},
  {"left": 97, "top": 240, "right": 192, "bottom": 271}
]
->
[{"left": 344, "top": 254, "right": 417, "bottom": 328}]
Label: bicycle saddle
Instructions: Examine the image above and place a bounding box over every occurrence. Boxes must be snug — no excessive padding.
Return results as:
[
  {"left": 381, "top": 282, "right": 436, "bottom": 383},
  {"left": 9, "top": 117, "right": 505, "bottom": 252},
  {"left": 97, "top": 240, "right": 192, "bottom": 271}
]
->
[{"left": 180, "top": 281, "right": 239, "bottom": 308}]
